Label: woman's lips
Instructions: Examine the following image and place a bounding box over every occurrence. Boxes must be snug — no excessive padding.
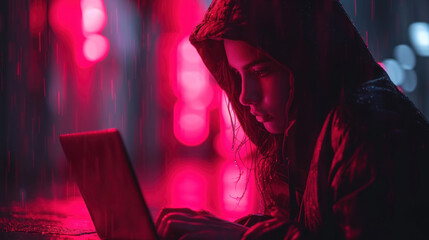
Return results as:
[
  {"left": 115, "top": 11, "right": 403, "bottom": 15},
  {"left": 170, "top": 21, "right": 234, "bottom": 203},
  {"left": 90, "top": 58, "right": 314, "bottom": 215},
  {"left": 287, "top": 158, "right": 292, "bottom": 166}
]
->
[{"left": 252, "top": 112, "right": 272, "bottom": 122}]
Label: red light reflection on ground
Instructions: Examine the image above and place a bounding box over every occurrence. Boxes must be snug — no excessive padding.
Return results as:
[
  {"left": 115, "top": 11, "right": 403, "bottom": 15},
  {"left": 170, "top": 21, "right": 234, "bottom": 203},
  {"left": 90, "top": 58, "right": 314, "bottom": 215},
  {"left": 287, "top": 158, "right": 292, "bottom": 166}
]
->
[{"left": 0, "top": 197, "right": 98, "bottom": 239}]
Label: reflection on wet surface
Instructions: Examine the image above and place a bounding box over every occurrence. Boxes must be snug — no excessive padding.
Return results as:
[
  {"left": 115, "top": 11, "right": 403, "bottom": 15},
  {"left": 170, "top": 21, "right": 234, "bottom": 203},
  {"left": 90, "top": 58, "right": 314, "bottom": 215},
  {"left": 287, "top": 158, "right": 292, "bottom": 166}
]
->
[{"left": 0, "top": 197, "right": 99, "bottom": 239}]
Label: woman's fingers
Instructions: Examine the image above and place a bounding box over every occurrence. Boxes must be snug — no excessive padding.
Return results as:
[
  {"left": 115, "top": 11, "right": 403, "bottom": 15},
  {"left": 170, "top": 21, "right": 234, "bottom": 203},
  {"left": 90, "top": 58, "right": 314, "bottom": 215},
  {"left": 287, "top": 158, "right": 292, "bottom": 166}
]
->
[
  {"left": 157, "top": 211, "right": 224, "bottom": 238},
  {"left": 195, "top": 209, "right": 213, "bottom": 216},
  {"left": 178, "top": 230, "right": 219, "bottom": 240},
  {"left": 156, "top": 208, "right": 249, "bottom": 240},
  {"left": 157, "top": 212, "right": 198, "bottom": 237},
  {"left": 155, "top": 208, "right": 197, "bottom": 227},
  {"left": 242, "top": 218, "right": 290, "bottom": 240},
  {"left": 161, "top": 219, "right": 202, "bottom": 240}
]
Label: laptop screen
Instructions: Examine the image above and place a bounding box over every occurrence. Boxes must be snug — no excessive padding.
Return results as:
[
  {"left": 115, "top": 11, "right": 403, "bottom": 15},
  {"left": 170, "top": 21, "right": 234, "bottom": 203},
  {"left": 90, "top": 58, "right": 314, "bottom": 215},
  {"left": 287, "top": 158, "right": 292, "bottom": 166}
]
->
[{"left": 60, "top": 129, "right": 158, "bottom": 240}]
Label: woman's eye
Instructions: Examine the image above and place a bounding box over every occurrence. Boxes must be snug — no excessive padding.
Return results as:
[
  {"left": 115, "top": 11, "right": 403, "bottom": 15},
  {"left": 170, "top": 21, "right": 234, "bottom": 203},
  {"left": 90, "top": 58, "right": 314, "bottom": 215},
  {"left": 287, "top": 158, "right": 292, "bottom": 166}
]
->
[{"left": 252, "top": 67, "right": 271, "bottom": 77}]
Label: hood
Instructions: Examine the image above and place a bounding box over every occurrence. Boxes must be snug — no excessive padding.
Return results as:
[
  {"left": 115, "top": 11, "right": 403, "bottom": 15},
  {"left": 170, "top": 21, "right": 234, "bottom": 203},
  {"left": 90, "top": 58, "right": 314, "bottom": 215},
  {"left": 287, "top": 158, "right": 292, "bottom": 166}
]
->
[{"left": 190, "top": 0, "right": 384, "bottom": 169}]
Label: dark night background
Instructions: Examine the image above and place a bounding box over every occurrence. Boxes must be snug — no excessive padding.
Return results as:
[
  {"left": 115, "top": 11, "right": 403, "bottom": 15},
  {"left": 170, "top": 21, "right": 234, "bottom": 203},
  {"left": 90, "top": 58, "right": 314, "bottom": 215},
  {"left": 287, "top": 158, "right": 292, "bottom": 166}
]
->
[{"left": 0, "top": 0, "right": 428, "bottom": 233}]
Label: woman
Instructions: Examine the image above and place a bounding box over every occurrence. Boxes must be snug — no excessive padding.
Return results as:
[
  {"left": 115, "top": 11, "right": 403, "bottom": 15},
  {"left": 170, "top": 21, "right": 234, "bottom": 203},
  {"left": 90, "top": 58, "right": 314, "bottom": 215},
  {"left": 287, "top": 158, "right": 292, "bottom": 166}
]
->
[{"left": 156, "top": 0, "right": 429, "bottom": 239}]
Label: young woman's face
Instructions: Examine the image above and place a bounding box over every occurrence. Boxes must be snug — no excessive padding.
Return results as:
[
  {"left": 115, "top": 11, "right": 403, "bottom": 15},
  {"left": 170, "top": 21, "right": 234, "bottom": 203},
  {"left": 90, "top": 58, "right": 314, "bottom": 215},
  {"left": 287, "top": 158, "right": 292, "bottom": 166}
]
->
[{"left": 224, "top": 39, "right": 292, "bottom": 134}]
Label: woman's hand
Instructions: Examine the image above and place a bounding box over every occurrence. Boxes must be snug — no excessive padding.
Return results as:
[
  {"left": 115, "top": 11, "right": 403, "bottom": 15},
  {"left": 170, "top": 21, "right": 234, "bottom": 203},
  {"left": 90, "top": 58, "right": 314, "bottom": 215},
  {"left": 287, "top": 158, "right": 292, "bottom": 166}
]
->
[
  {"left": 240, "top": 217, "right": 291, "bottom": 240},
  {"left": 155, "top": 208, "right": 249, "bottom": 240}
]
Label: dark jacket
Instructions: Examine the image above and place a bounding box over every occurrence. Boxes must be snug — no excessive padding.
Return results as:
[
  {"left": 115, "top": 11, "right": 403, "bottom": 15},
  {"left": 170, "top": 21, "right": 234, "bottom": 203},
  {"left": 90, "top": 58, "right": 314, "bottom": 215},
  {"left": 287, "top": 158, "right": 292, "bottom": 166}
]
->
[{"left": 190, "top": 0, "right": 429, "bottom": 239}]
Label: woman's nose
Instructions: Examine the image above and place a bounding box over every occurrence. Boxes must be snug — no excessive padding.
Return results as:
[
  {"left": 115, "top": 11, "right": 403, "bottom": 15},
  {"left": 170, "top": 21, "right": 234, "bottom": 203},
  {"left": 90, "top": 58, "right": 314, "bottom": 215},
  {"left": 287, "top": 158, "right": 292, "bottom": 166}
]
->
[{"left": 239, "top": 74, "right": 261, "bottom": 106}]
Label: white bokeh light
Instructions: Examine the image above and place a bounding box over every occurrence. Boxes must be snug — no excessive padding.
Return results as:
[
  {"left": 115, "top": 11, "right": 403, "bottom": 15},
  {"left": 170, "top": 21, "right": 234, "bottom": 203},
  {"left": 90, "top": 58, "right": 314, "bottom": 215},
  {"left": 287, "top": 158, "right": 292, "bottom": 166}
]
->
[
  {"left": 83, "top": 34, "right": 109, "bottom": 61},
  {"left": 409, "top": 22, "right": 429, "bottom": 57},
  {"left": 402, "top": 70, "right": 418, "bottom": 93},
  {"left": 394, "top": 44, "right": 416, "bottom": 70},
  {"left": 82, "top": 8, "right": 106, "bottom": 33},
  {"left": 382, "top": 59, "right": 404, "bottom": 86}
]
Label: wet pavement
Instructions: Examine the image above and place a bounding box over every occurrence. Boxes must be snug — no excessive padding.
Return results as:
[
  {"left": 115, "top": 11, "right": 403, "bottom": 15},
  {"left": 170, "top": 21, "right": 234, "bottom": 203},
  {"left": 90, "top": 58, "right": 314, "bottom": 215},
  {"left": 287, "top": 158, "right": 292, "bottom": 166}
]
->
[{"left": 0, "top": 197, "right": 99, "bottom": 239}]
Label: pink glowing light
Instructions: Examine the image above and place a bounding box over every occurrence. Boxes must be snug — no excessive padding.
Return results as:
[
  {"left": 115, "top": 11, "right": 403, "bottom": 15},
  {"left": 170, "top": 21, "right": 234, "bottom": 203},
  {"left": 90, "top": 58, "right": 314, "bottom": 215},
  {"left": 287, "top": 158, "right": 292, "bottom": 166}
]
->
[
  {"left": 83, "top": 34, "right": 109, "bottom": 62},
  {"left": 174, "top": 102, "right": 209, "bottom": 146},
  {"left": 49, "top": 0, "right": 109, "bottom": 67},
  {"left": 81, "top": 0, "right": 107, "bottom": 35},
  {"left": 178, "top": 38, "right": 201, "bottom": 63},
  {"left": 219, "top": 161, "right": 254, "bottom": 221},
  {"left": 221, "top": 93, "right": 235, "bottom": 127},
  {"left": 172, "top": 36, "right": 215, "bottom": 146},
  {"left": 215, "top": 93, "right": 252, "bottom": 158},
  {"left": 49, "top": 0, "right": 83, "bottom": 41},
  {"left": 175, "top": 38, "right": 214, "bottom": 108},
  {"left": 169, "top": 163, "right": 208, "bottom": 209},
  {"left": 223, "top": 170, "right": 249, "bottom": 210},
  {"left": 81, "top": 0, "right": 109, "bottom": 62},
  {"left": 214, "top": 95, "right": 236, "bottom": 157},
  {"left": 82, "top": 8, "right": 106, "bottom": 33},
  {"left": 178, "top": 71, "right": 206, "bottom": 98},
  {"left": 159, "top": 1, "right": 213, "bottom": 148},
  {"left": 49, "top": 0, "right": 85, "bottom": 66},
  {"left": 177, "top": 71, "right": 213, "bottom": 107}
]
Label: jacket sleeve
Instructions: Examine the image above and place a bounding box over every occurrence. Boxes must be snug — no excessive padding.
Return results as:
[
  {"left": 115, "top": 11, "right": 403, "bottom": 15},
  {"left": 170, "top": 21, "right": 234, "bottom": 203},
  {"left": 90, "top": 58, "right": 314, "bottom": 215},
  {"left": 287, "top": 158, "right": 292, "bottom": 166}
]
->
[
  {"left": 239, "top": 217, "right": 309, "bottom": 240},
  {"left": 328, "top": 122, "right": 429, "bottom": 240},
  {"left": 239, "top": 118, "right": 428, "bottom": 240}
]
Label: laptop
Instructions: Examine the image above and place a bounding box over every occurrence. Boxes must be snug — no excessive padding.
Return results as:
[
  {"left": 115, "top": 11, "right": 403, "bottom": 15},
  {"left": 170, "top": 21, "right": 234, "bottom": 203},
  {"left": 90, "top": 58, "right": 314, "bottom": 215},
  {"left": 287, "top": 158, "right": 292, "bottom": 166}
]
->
[{"left": 59, "top": 128, "right": 159, "bottom": 240}]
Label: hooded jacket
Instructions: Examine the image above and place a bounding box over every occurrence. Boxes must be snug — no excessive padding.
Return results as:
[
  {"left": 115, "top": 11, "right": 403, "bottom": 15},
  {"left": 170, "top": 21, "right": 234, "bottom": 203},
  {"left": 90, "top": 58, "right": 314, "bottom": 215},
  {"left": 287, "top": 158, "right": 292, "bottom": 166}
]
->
[{"left": 190, "top": 0, "right": 429, "bottom": 239}]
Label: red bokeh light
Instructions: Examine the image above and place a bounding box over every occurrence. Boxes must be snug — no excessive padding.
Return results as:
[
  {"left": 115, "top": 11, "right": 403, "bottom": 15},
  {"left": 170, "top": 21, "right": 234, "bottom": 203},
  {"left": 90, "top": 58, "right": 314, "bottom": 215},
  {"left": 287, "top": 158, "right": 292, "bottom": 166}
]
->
[
  {"left": 30, "top": 1, "right": 47, "bottom": 35},
  {"left": 49, "top": 0, "right": 82, "bottom": 39}
]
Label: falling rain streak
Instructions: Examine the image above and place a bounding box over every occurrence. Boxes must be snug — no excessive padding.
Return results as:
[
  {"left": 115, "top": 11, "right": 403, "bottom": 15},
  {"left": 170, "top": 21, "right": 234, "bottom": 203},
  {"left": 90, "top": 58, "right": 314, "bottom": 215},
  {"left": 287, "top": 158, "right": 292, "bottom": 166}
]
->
[{"left": 0, "top": 0, "right": 428, "bottom": 238}]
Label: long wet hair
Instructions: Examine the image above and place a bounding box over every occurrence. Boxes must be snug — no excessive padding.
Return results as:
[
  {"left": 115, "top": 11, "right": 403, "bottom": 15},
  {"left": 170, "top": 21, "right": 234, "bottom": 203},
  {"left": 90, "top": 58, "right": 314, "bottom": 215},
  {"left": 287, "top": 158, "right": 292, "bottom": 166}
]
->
[
  {"left": 218, "top": 58, "right": 286, "bottom": 210},
  {"left": 213, "top": 0, "right": 382, "bottom": 211}
]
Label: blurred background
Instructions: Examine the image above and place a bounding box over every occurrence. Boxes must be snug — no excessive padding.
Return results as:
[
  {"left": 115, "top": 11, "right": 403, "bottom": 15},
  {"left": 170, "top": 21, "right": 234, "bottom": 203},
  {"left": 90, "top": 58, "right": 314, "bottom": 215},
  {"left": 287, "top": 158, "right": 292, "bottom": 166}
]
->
[{"left": 0, "top": 0, "right": 428, "bottom": 222}]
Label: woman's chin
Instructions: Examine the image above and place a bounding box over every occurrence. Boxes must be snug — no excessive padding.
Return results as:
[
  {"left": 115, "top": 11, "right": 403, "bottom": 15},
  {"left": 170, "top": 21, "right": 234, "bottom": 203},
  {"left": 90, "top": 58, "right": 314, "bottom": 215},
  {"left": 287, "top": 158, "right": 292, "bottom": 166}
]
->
[{"left": 263, "top": 122, "right": 285, "bottom": 134}]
